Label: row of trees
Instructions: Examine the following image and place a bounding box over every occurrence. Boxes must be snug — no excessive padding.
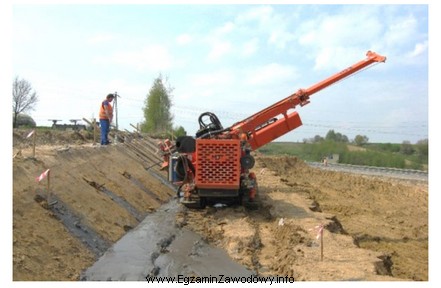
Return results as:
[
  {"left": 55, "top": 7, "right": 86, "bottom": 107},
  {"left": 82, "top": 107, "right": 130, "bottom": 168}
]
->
[
  {"left": 303, "top": 130, "right": 368, "bottom": 146},
  {"left": 303, "top": 129, "right": 428, "bottom": 159}
]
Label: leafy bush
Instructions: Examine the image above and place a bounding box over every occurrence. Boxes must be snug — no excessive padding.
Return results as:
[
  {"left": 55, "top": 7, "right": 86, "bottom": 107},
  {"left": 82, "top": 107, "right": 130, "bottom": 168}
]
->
[{"left": 13, "top": 113, "right": 36, "bottom": 128}]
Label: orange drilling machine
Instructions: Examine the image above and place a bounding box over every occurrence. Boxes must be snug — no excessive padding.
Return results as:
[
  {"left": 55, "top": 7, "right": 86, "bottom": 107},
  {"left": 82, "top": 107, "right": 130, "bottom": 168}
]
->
[{"left": 159, "top": 51, "right": 386, "bottom": 208}]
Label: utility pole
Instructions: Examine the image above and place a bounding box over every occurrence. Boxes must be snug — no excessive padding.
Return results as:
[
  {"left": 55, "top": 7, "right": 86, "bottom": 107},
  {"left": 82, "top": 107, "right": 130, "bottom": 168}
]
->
[{"left": 114, "top": 91, "right": 121, "bottom": 130}]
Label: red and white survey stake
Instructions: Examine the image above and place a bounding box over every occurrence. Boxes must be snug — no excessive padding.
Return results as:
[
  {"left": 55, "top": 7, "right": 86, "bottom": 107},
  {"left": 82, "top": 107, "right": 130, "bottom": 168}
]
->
[
  {"left": 315, "top": 224, "right": 324, "bottom": 239},
  {"left": 309, "top": 224, "right": 324, "bottom": 239},
  {"left": 36, "top": 169, "right": 52, "bottom": 202},
  {"left": 26, "top": 130, "right": 35, "bottom": 138},
  {"left": 36, "top": 169, "right": 50, "bottom": 182},
  {"left": 310, "top": 224, "right": 325, "bottom": 261},
  {"left": 27, "top": 129, "right": 36, "bottom": 158}
]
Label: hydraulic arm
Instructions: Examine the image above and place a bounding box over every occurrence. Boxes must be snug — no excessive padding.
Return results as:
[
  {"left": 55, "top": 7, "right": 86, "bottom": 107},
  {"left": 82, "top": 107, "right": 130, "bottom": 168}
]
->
[{"left": 227, "top": 51, "right": 386, "bottom": 150}]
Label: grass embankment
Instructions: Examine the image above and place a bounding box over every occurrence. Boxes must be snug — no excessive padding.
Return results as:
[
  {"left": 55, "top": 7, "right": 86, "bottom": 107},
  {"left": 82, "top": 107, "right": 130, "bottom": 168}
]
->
[{"left": 258, "top": 141, "right": 427, "bottom": 171}]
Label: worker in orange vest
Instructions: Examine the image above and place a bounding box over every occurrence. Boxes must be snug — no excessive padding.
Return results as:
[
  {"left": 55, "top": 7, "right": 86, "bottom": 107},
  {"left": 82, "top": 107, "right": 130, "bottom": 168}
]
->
[{"left": 99, "top": 93, "right": 114, "bottom": 145}]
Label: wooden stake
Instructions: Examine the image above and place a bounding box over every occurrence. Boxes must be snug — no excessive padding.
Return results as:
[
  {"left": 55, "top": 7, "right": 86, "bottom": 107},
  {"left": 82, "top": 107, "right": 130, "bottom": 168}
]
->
[
  {"left": 130, "top": 123, "right": 139, "bottom": 132},
  {"left": 82, "top": 117, "right": 99, "bottom": 145},
  {"left": 47, "top": 170, "right": 51, "bottom": 202},
  {"left": 94, "top": 118, "right": 97, "bottom": 144},
  {"left": 32, "top": 130, "right": 36, "bottom": 158},
  {"left": 320, "top": 227, "right": 324, "bottom": 261},
  {"left": 46, "top": 170, "right": 58, "bottom": 206}
]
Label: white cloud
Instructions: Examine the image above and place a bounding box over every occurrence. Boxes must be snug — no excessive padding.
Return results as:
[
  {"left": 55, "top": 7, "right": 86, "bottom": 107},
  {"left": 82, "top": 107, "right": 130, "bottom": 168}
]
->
[
  {"left": 236, "top": 5, "right": 274, "bottom": 25},
  {"left": 204, "top": 21, "right": 236, "bottom": 62},
  {"left": 244, "top": 63, "right": 297, "bottom": 86},
  {"left": 216, "top": 21, "right": 235, "bottom": 35},
  {"left": 313, "top": 46, "right": 361, "bottom": 71},
  {"left": 268, "top": 28, "right": 294, "bottom": 50},
  {"left": 175, "top": 70, "right": 237, "bottom": 106},
  {"left": 236, "top": 5, "right": 293, "bottom": 50},
  {"left": 384, "top": 14, "right": 418, "bottom": 47},
  {"left": 298, "top": 18, "right": 319, "bottom": 46},
  {"left": 207, "top": 40, "right": 232, "bottom": 62},
  {"left": 407, "top": 40, "right": 428, "bottom": 58},
  {"left": 88, "top": 33, "right": 115, "bottom": 44},
  {"left": 296, "top": 8, "right": 385, "bottom": 70},
  {"left": 97, "top": 45, "right": 173, "bottom": 71},
  {"left": 189, "top": 70, "right": 234, "bottom": 88},
  {"left": 176, "top": 33, "right": 192, "bottom": 46},
  {"left": 242, "top": 38, "right": 259, "bottom": 57}
]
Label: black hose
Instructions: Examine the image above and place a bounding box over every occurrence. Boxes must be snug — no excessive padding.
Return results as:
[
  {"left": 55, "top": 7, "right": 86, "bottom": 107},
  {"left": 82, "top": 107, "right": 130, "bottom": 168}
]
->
[
  {"left": 198, "top": 112, "right": 223, "bottom": 131},
  {"left": 198, "top": 127, "right": 231, "bottom": 139}
]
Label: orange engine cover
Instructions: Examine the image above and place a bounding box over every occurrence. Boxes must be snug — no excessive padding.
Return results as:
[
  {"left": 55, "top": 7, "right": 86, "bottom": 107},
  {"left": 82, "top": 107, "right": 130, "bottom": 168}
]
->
[{"left": 195, "top": 138, "right": 241, "bottom": 189}]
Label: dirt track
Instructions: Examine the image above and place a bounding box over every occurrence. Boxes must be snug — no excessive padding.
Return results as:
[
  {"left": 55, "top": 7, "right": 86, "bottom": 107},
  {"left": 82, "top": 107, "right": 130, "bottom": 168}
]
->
[{"left": 12, "top": 129, "right": 428, "bottom": 281}]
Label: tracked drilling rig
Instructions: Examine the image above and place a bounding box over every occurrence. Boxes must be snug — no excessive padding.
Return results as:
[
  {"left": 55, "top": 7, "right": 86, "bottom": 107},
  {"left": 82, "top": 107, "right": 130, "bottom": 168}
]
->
[{"left": 158, "top": 51, "right": 386, "bottom": 208}]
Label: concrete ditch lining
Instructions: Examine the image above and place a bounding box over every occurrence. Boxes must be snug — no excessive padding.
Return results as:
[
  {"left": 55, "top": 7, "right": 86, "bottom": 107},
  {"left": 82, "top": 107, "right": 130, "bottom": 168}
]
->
[
  {"left": 81, "top": 199, "right": 254, "bottom": 280},
  {"left": 34, "top": 192, "right": 110, "bottom": 257}
]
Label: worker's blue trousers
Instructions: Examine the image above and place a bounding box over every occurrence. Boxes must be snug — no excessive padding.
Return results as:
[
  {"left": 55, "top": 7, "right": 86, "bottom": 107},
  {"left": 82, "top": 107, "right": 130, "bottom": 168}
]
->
[{"left": 100, "top": 119, "right": 110, "bottom": 145}]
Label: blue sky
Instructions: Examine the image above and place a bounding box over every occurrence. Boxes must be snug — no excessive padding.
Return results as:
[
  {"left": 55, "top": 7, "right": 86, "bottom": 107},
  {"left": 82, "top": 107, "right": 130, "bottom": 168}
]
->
[{"left": 10, "top": 3, "right": 430, "bottom": 144}]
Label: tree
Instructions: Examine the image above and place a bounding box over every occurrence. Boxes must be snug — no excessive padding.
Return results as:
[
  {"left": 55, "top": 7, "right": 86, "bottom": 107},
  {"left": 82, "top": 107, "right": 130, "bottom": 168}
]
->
[
  {"left": 313, "top": 135, "right": 324, "bottom": 143},
  {"left": 325, "top": 129, "right": 349, "bottom": 142},
  {"left": 400, "top": 140, "right": 414, "bottom": 155},
  {"left": 354, "top": 135, "right": 369, "bottom": 146},
  {"left": 12, "top": 76, "right": 38, "bottom": 128},
  {"left": 415, "top": 138, "right": 428, "bottom": 159},
  {"left": 303, "top": 135, "right": 324, "bottom": 143},
  {"left": 174, "top": 126, "right": 187, "bottom": 138},
  {"left": 141, "top": 75, "right": 174, "bottom": 135},
  {"left": 325, "top": 129, "right": 336, "bottom": 141},
  {"left": 13, "top": 113, "right": 36, "bottom": 128},
  {"left": 339, "top": 133, "right": 349, "bottom": 143}
]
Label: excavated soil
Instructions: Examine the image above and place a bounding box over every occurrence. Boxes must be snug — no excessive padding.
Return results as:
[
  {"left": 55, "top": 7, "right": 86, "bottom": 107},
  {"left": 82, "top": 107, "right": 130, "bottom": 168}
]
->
[
  {"left": 179, "top": 155, "right": 428, "bottom": 281},
  {"left": 11, "top": 129, "right": 428, "bottom": 281}
]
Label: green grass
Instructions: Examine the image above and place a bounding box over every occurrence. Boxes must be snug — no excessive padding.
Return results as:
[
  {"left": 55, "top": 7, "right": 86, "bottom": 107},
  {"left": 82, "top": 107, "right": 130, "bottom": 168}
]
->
[{"left": 258, "top": 141, "right": 428, "bottom": 171}]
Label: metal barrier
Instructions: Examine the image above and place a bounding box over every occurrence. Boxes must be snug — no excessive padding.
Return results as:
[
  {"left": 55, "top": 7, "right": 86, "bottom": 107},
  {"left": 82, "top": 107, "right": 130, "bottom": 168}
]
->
[{"left": 307, "top": 161, "right": 428, "bottom": 181}]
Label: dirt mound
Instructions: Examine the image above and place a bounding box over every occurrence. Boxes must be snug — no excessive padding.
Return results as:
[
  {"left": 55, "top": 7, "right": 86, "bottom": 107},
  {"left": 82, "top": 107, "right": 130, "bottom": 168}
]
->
[
  {"left": 13, "top": 129, "right": 93, "bottom": 147},
  {"left": 258, "top": 155, "right": 310, "bottom": 175},
  {"left": 258, "top": 156, "right": 428, "bottom": 280}
]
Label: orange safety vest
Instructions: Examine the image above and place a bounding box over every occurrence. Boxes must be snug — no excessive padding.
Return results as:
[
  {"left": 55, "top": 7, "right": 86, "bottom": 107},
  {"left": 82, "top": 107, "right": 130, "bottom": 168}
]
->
[{"left": 99, "top": 100, "right": 113, "bottom": 120}]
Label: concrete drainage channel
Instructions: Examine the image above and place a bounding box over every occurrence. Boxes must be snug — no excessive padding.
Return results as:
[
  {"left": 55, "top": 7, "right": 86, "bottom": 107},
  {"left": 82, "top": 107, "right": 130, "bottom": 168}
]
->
[
  {"left": 81, "top": 199, "right": 254, "bottom": 280},
  {"left": 34, "top": 192, "right": 110, "bottom": 257}
]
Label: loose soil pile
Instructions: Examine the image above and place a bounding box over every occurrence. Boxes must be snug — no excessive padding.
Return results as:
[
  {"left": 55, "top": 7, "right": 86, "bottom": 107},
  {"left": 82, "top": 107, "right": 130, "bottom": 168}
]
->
[{"left": 12, "top": 129, "right": 428, "bottom": 281}]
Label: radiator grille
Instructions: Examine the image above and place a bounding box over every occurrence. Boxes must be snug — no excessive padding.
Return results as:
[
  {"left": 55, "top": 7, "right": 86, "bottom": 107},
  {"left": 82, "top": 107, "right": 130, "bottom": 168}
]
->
[{"left": 195, "top": 139, "right": 241, "bottom": 189}]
